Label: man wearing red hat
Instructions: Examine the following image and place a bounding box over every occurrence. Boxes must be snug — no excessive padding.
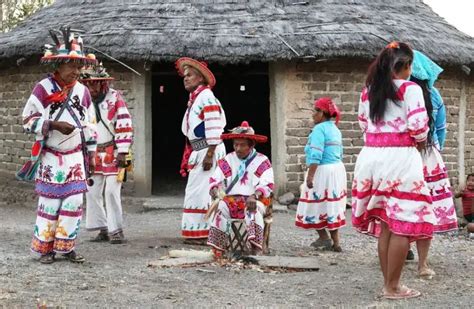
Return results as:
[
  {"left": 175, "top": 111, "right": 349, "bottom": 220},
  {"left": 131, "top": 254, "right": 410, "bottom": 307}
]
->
[
  {"left": 81, "top": 62, "right": 133, "bottom": 244},
  {"left": 176, "top": 57, "right": 227, "bottom": 244},
  {"left": 19, "top": 26, "right": 98, "bottom": 264},
  {"left": 206, "top": 121, "right": 274, "bottom": 257}
]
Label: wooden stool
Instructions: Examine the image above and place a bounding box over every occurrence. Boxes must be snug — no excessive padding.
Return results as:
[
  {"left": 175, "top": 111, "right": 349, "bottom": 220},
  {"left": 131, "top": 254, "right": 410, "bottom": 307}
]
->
[
  {"left": 228, "top": 219, "right": 248, "bottom": 255},
  {"left": 262, "top": 195, "right": 274, "bottom": 254}
]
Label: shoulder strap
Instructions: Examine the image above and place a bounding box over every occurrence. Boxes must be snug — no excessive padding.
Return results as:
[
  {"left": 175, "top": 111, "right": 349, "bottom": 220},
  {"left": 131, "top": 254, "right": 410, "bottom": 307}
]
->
[
  {"left": 225, "top": 151, "right": 258, "bottom": 194},
  {"left": 92, "top": 93, "right": 115, "bottom": 139},
  {"left": 63, "top": 97, "right": 91, "bottom": 179},
  {"left": 53, "top": 88, "right": 75, "bottom": 121},
  {"left": 99, "top": 114, "right": 115, "bottom": 138}
]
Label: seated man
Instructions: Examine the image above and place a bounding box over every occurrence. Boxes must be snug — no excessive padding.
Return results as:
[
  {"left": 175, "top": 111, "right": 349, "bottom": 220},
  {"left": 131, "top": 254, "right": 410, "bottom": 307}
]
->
[{"left": 207, "top": 121, "right": 274, "bottom": 257}]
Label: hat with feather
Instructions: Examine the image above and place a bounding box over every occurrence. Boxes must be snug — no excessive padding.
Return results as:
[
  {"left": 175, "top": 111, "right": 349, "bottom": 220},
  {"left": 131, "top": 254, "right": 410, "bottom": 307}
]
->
[
  {"left": 41, "top": 25, "right": 97, "bottom": 65},
  {"left": 80, "top": 62, "right": 114, "bottom": 82}
]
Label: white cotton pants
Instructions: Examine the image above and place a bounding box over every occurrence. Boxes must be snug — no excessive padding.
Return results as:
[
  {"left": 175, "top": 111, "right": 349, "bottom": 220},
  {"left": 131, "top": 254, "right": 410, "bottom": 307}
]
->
[{"left": 85, "top": 174, "right": 123, "bottom": 235}]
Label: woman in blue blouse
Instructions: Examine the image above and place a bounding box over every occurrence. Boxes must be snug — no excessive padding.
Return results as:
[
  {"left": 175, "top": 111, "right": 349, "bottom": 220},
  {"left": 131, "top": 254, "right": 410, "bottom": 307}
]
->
[
  {"left": 408, "top": 50, "right": 457, "bottom": 279},
  {"left": 295, "top": 97, "right": 347, "bottom": 252}
]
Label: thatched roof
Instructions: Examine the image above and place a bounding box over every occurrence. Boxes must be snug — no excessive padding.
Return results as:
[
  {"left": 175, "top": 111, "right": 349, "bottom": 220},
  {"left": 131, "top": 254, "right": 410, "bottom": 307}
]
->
[{"left": 0, "top": 0, "right": 473, "bottom": 67}]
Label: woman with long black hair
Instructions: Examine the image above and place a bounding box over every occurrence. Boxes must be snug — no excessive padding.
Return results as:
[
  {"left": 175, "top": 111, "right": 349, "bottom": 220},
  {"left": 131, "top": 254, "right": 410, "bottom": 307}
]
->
[{"left": 352, "top": 42, "right": 436, "bottom": 299}]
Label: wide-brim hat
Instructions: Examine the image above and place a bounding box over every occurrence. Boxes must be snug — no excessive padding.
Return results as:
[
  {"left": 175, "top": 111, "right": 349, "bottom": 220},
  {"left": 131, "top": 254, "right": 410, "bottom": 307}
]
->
[
  {"left": 80, "top": 62, "right": 114, "bottom": 82},
  {"left": 175, "top": 57, "right": 216, "bottom": 88},
  {"left": 221, "top": 121, "right": 268, "bottom": 143},
  {"left": 41, "top": 26, "right": 98, "bottom": 66}
]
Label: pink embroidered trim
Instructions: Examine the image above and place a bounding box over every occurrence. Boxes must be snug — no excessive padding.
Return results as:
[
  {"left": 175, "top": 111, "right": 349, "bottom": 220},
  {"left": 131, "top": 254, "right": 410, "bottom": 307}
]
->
[
  {"left": 431, "top": 191, "right": 453, "bottom": 202},
  {"left": 365, "top": 132, "right": 415, "bottom": 147},
  {"left": 255, "top": 188, "right": 266, "bottom": 197},
  {"left": 352, "top": 208, "right": 433, "bottom": 240},
  {"left": 205, "top": 126, "right": 222, "bottom": 131},
  {"left": 299, "top": 193, "right": 347, "bottom": 204},
  {"left": 410, "top": 125, "right": 429, "bottom": 136},
  {"left": 395, "top": 81, "right": 417, "bottom": 101},
  {"left": 295, "top": 219, "right": 346, "bottom": 230},
  {"left": 206, "top": 117, "right": 221, "bottom": 121},
  {"left": 361, "top": 88, "right": 368, "bottom": 102},
  {"left": 407, "top": 107, "right": 427, "bottom": 118},
  {"left": 183, "top": 209, "right": 208, "bottom": 214},
  {"left": 425, "top": 172, "right": 448, "bottom": 183},
  {"left": 353, "top": 188, "right": 431, "bottom": 203},
  {"left": 433, "top": 222, "right": 458, "bottom": 233},
  {"left": 43, "top": 145, "right": 82, "bottom": 156}
]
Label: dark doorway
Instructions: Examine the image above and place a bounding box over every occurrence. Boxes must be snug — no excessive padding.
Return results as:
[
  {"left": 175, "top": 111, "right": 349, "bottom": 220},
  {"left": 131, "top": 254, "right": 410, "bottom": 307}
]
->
[{"left": 151, "top": 62, "right": 270, "bottom": 195}]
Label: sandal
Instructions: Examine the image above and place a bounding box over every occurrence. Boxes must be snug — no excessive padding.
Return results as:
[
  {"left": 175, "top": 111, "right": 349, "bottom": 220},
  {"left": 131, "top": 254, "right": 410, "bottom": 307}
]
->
[
  {"left": 332, "top": 244, "right": 342, "bottom": 252},
  {"left": 39, "top": 253, "right": 55, "bottom": 264},
  {"left": 419, "top": 268, "right": 435, "bottom": 280},
  {"left": 109, "top": 232, "right": 126, "bottom": 244},
  {"left": 383, "top": 286, "right": 421, "bottom": 300},
  {"left": 63, "top": 250, "right": 85, "bottom": 263},
  {"left": 90, "top": 231, "right": 110, "bottom": 242},
  {"left": 310, "top": 238, "right": 333, "bottom": 249}
]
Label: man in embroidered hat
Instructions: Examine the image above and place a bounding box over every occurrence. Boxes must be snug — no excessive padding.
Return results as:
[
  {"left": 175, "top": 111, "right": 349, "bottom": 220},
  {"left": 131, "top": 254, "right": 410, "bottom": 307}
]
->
[
  {"left": 19, "top": 26, "right": 98, "bottom": 264},
  {"left": 81, "top": 62, "right": 134, "bottom": 244},
  {"left": 175, "top": 57, "right": 227, "bottom": 244},
  {"left": 206, "top": 121, "right": 274, "bottom": 257}
]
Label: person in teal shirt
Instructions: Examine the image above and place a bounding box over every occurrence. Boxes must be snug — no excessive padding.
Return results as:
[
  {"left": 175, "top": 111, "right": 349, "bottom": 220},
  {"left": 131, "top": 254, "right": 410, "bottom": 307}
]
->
[
  {"left": 406, "top": 50, "right": 457, "bottom": 279},
  {"left": 296, "top": 97, "right": 347, "bottom": 252}
]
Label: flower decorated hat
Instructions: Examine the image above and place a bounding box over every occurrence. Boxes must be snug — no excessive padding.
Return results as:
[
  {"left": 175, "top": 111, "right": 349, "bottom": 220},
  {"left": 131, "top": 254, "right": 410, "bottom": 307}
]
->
[
  {"left": 41, "top": 26, "right": 97, "bottom": 65},
  {"left": 80, "top": 62, "right": 114, "bottom": 82},
  {"left": 221, "top": 121, "right": 268, "bottom": 143},
  {"left": 175, "top": 57, "right": 216, "bottom": 88}
]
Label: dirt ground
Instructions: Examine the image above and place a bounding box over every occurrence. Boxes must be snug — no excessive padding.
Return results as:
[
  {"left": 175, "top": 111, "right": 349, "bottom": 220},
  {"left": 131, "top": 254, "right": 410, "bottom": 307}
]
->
[{"left": 0, "top": 197, "right": 472, "bottom": 308}]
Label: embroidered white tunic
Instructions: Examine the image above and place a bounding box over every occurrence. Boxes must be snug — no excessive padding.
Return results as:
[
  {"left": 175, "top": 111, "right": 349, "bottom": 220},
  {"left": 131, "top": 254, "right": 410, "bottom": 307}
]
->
[
  {"left": 181, "top": 88, "right": 226, "bottom": 239},
  {"left": 22, "top": 76, "right": 97, "bottom": 255},
  {"left": 207, "top": 151, "right": 274, "bottom": 251}
]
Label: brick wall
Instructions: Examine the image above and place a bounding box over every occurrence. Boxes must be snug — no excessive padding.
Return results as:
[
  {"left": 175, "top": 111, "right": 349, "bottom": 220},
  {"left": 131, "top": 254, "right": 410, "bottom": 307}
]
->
[
  {"left": 281, "top": 60, "right": 468, "bottom": 194},
  {"left": 0, "top": 64, "right": 48, "bottom": 174},
  {"left": 463, "top": 75, "right": 474, "bottom": 179},
  {"left": 0, "top": 61, "right": 137, "bottom": 192},
  {"left": 0, "top": 60, "right": 471, "bottom": 197}
]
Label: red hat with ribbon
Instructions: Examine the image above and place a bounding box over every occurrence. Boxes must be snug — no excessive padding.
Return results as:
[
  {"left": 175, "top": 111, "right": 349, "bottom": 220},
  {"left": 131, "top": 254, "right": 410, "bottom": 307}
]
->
[
  {"left": 221, "top": 121, "right": 268, "bottom": 143},
  {"left": 314, "top": 97, "right": 341, "bottom": 125}
]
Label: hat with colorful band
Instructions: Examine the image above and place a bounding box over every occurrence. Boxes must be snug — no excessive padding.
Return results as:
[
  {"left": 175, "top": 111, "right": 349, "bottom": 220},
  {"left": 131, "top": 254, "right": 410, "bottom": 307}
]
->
[
  {"left": 221, "top": 121, "right": 268, "bottom": 143},
  {"left": 80, "top": 62, "right": 114, "bottom": 82},
  {"left": 41, "top": 26, "right": 97, "bottom": 66},
  {"left": 175, "top": 57, "right": 216, "bottom": 88}
]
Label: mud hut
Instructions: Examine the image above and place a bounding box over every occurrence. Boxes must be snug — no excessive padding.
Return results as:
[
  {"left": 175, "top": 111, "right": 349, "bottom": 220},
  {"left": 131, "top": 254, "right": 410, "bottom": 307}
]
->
[{"left": 0, "top": 0, "right": 472, "bottom": 196}]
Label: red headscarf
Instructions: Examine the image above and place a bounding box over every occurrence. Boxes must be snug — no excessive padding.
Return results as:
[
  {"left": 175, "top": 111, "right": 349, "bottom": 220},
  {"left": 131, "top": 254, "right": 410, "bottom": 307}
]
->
[{"left": 314, "top": 97, "right": 341, "bottom": 125}]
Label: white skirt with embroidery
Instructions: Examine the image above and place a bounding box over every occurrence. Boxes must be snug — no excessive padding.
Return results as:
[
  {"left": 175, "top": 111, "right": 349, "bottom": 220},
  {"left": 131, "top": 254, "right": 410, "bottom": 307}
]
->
[
  {"left": 422, "top": 146, "right": 457, "bottom": 232},
  {"left": 296, "top": 162, "right": 347, "bottom": 230},
  {"left": 351, "top": 147, "right": 436, "bottom": 241}
]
